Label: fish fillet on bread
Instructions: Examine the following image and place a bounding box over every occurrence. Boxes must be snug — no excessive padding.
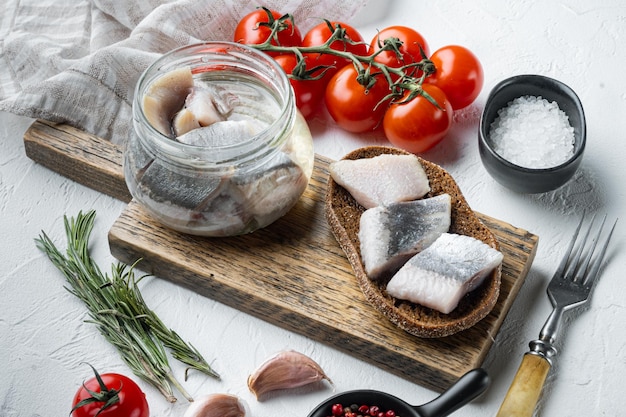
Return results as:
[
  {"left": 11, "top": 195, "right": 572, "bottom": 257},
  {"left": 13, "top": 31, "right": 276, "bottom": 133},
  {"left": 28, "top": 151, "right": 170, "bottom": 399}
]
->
[{"left": 325, "top": 146, "right": 502, "bottom": 338}]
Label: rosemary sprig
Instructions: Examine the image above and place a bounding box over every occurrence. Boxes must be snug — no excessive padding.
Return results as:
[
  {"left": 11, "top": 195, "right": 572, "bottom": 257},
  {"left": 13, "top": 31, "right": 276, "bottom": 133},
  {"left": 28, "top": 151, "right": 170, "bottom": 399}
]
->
[
  {"left": 35, "top": 210, "right": 219, "bottom": 403},
  {"left": 112, "top": 261, "right": 220, "bottom": 380}
]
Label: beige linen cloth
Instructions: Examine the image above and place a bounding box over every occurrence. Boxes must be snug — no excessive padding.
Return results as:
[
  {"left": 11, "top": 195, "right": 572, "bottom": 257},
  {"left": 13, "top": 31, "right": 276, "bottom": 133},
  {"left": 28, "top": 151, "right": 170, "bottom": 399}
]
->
[{"left": 0, "top": 0, "right": 367, "bottom": 144}]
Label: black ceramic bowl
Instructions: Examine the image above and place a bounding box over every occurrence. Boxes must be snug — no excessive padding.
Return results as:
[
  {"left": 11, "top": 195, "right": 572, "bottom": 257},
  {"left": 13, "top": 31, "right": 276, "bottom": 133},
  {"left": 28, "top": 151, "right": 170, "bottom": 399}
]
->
[
  {"left": 307, "top": 368, "right": 490, "bottom": 417},
  {"left": 478, "top": 74, "right": 586, "bottom": 193}
]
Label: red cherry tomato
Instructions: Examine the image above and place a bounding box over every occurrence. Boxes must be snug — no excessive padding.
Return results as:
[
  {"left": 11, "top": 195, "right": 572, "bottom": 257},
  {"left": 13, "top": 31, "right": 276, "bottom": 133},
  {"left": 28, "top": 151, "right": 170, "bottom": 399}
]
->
[
  {"left": 383, "top": 84, "right": 453, "bottom": 153},
  {"left": 370, "top": 26, "right": 430, "bottom": 71},
  {"left": 325, "top": 64, "right": 390, "bottom": 133},
  {"left": 302, "top": 21, "right": 368, "bottom": 82},
  {"left": 71, "top": 366, "right": 149, "bottom": 417},
  {"left": 425, "top": 45, "right": 484, "bottom": 110},
  {"left": 234, "top": 9, "right": 302, "bottom": 56},
  {"left": 274, "top": 54, "right": 324, "bottom": 118}
]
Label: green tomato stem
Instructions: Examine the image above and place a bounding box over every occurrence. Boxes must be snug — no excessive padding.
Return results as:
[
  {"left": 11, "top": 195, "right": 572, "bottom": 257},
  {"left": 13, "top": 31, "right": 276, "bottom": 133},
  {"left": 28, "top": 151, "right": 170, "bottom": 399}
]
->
[{"left": 245, "top": 11, "right": 437, "bottom": 109}]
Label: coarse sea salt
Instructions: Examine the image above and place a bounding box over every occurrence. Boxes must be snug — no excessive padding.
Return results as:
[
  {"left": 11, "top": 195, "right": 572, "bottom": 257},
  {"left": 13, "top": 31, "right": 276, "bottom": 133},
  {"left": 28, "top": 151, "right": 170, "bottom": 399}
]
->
[{"left": 489, "top": 95, "right": 575, "bottom": 169}]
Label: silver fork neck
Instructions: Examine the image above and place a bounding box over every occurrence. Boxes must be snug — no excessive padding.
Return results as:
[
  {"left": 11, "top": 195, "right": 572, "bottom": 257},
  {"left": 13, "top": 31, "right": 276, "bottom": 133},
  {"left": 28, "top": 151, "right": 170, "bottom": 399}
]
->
[
  {"left": 529, "top": 305, "right": 565, "bottom": 364},
  {"left": 528, "top": 339, "right": 558, "bottom": 364},
  {"left": 539, "top": 305, "right": 565, "bottom": 345}
]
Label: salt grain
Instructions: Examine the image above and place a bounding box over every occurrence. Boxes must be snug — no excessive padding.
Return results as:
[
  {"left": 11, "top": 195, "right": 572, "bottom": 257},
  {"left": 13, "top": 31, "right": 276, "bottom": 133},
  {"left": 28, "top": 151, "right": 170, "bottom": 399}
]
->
[{"left": 489, "top": 95, "right": 575, "bottom": 168}]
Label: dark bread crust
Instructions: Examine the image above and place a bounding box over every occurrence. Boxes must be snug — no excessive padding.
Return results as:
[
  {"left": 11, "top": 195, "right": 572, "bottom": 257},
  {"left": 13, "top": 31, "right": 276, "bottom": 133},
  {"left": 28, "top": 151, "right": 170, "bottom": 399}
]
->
[{"left": 325, "top": 146, "right": 501, "bottom": 338}]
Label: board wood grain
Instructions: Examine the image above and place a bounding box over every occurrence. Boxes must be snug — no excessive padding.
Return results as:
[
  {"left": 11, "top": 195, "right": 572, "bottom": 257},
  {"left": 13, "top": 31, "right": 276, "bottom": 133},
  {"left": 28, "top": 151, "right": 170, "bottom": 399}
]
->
[
  {"left": 24, "top": 119, "right": 131, "bottom": 202},
  {"left": 24, "top": 119, "right": 538, "bottom": 391}
]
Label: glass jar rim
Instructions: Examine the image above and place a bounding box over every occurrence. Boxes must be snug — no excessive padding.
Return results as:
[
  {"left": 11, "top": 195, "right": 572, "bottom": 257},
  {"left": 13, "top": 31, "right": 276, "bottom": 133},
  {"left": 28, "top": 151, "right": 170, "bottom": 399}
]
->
[{"left": 133, "top": 41, "right": 295, "bottom": 168}]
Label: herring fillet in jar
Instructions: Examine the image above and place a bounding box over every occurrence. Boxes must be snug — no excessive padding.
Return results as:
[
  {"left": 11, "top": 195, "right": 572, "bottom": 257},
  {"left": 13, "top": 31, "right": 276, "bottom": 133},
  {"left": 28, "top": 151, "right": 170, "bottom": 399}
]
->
[{"left": 124, "top": 42, "right": 314, "bottom": 236}]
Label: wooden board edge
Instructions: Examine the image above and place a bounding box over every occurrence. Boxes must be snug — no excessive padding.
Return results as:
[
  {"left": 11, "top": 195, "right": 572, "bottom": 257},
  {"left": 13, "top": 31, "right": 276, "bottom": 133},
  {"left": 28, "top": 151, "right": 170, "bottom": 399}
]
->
[
  {"left": 473, "top": 213, "right": 539, "bottom": 364},
  {"left": 23, "top": 120, "right": 131, "bottom": 202}
]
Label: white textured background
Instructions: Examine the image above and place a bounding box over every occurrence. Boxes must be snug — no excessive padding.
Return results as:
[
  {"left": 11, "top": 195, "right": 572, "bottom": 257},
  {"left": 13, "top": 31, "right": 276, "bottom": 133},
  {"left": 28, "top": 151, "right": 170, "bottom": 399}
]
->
[{"left": 2, "top": 1, "right": 626, "bottom": 416}]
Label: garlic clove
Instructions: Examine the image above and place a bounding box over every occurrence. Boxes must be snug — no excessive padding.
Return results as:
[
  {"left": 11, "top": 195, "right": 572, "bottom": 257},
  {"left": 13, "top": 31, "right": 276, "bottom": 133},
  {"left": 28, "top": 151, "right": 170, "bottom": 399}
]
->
[
  {"left": 247, "top": 350, "right": 332, "bottom": 399},
  {"left": 183, "top": 393, "right": 247, "bottom": 417}
]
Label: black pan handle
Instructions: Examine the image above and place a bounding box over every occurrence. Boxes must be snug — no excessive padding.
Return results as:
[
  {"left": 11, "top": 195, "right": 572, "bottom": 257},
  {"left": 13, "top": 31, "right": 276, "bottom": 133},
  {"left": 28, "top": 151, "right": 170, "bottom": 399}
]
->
[{"left": 414, "top": 368, "right": 490, "bottom": 417}]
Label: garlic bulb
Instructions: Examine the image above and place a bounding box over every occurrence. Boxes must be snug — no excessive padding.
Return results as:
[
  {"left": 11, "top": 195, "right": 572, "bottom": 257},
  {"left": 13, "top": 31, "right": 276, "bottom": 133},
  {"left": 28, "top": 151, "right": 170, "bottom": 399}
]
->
[
  {"left": 247, "top": 350, "right": 332, "bottom": 399},
  {"left": 183, "top": 393, "right": 247, "bottom": 417}
]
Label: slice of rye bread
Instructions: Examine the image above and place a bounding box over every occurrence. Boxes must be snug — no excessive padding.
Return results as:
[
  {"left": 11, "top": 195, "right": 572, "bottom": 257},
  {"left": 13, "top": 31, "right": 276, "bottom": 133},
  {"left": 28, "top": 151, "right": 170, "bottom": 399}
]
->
[{"left": 325, "top": 146, "right": 502, "bottom": 338}]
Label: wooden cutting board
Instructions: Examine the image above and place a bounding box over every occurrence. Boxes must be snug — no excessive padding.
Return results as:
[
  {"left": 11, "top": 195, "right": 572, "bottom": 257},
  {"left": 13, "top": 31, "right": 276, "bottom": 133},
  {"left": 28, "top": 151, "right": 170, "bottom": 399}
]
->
[{"left": 24, "top": 119, "right": 538, "bottom": 391}]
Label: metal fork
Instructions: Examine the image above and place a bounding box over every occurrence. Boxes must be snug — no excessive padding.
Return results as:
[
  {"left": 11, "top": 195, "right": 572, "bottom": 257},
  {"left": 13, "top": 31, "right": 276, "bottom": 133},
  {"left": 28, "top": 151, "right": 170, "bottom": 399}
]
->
[{"left": 496, "top": 214, "right": 617, "bottom": 417}]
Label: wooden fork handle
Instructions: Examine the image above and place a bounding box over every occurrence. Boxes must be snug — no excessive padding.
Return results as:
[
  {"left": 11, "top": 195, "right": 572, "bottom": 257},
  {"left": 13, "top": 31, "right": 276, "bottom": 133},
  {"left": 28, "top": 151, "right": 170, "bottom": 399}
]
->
[{"left": 495, "top": 353, "right": 551, "bottom": 417}]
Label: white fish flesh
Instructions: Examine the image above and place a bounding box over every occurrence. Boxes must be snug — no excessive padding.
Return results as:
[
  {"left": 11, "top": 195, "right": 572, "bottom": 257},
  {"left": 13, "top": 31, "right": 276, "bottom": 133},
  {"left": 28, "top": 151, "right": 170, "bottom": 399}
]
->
[
  {"left": 232, "top": 151, "right": 308, "bottom": 224},
  {"left": 177, "top": 119, "right": 264, "bottom": 147},
  {"left": 359, "top": 194, "right": 451, "bottom": 280},
  {"left": 329, "top": 154, "right": 430, "bottom": 208},
  {"left": 143, "top": 66, "right": 194, "bottom": 137},
  {"left": 173, "top": 85, "right": 236, "bottom": 136},
  {"left": 386, "top": 233, "right": 504, "bottom": 314},
  {"left": 135, "top": 151, "right": 306, "bottom": 236},
  {"left": 172, "top": 108, "right": 201, "bottom": 137},
  {"left": 143, "top": 67, "right": 237, "bottom": 138},
  {"left": 184, "top": 85, "right": 230, "bottom": 127}
]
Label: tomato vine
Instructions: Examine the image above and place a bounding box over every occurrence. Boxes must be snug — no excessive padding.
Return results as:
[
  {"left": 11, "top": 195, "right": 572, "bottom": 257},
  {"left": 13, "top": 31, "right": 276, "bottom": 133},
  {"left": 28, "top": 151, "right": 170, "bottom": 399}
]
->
[
  {"left": 233, "top": 7, "right": 484, "bottom": 153},
  {"left": 239, "top": 8, "right": 436, "bottom": 106}
]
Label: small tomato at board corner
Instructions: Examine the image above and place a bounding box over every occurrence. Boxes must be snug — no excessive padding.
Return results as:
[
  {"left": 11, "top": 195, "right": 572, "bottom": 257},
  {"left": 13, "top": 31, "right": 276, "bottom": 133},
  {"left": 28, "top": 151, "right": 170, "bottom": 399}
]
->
[
  {"left": 425, "top": 44, "right": 484, "bottom": 110},
  {"left": 234, "top": 9, "right": 302, "bottom": 56},
  {"left": 383, "top": 83, "right": 453, "bottom": 154},
  {"left": 71, "top": 364, "right": 149, "bottom": 417},
  {"left": 325, "top": 64, "right": 391, "bottom": 133}
]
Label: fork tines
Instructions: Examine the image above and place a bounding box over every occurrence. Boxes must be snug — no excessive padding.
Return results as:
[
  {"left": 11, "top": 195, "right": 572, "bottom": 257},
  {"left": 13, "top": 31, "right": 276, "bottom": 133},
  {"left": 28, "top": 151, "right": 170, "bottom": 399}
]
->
[{"left": 560, "top": 213, "right": 618, "bottom": 285}]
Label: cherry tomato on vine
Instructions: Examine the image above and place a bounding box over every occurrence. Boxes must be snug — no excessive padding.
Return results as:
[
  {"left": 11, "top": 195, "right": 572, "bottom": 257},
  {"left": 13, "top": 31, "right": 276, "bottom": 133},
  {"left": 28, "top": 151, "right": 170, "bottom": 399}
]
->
[
  {"left": 370, "top": 26, "right": 430, "bottom": 70},
  {"left": 71, "top": 365, "right": 149, "bottom": 417},
  {"left": 325, "top": 64, "right": 390, "bottom": 133},
  {"left": 234, "top": 9, "right": 302, "bottom": 56},
  {"left": 383, "top": 84, "right": 453, "bottom": 153},
  {"left": 302, "top": 21, "right": 368, "bottom": 82},
  {"left": 274, "top": 54, "right": 324, "bottom": 118},
  {"left": 425, "top": 45, "right": 484, "bottom": 110}
]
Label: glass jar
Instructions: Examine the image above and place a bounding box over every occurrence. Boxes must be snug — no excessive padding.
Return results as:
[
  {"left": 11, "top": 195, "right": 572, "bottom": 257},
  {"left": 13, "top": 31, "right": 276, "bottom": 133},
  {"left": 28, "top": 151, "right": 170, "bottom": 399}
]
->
[{"left": 124, "top": 42, "right": 314, "bottom": 236}]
